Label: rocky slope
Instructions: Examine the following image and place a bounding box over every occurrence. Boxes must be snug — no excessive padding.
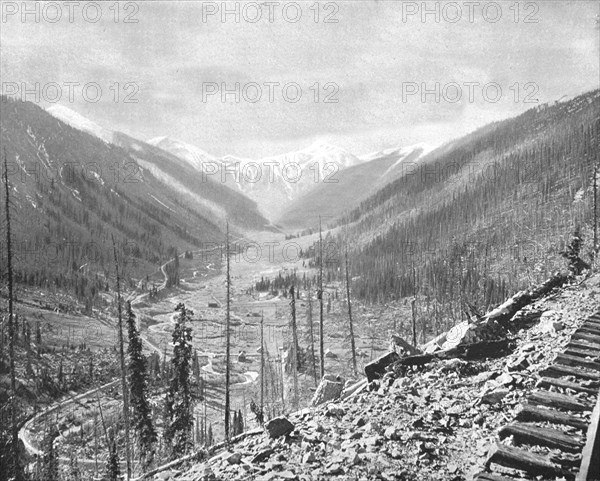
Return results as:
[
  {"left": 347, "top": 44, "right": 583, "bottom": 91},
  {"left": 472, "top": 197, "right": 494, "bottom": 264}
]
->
[{"left": 163, "top": 272, "right": 600, "bottom": 481}]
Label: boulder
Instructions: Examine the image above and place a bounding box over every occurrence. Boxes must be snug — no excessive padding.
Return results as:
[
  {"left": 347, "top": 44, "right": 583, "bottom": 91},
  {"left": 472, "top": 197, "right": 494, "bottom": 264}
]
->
[
  {"left": 226, "top": 452, "right": 242, "bottom": 464},
  {"left": 302, "top": 452, "right": 317, "bottom": 463},
  {"left": 238, "top": 351, "right": 247, "bottom": 362},
  {"left": 364, "top": 351, "right": 400, "bottom": 382},
  {"left": 264, "top": 416, "right": 294, "bottom": 438},
  {"left": 481, "top": 388, "right": 509, "bottom": 405},
  {"left": 325, "top": 403, "right": 345, "bottom": 417},
  {"left": 507, "top": 355, "right": 530, "bottom": 372},
  {"left": 311, "top": 377, "right": 344, "bottom": 406},
  {"left": 325, "top": 349, "right": 338, "bottom": 359}
]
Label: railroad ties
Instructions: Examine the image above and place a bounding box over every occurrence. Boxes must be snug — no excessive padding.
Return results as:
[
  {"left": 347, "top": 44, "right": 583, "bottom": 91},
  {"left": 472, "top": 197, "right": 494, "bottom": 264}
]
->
[{"left": 475, "top": 311, "right": 600, "bottom": 481}]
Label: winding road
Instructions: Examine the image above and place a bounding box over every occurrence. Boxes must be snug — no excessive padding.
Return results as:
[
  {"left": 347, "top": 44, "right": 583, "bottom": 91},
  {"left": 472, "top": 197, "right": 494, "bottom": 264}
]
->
[{"left": 18, "top": 244, "right": 256, "bottom": 468}]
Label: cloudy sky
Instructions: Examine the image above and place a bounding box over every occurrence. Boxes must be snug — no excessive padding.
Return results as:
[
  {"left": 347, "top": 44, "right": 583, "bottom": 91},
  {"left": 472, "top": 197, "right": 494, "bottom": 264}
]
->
[{"left": 2, "top": 1, "right": 598, "bottom": 157}]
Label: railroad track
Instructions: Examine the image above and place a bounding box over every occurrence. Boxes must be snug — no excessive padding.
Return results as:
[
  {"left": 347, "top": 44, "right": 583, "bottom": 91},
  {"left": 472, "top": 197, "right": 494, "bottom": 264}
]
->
[{"left": 475, "top": 311, "right": 600, "bottom": 481}]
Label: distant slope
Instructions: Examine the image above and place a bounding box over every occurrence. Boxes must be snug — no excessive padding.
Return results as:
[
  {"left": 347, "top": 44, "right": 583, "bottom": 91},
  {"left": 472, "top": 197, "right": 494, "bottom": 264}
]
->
[
  {"left": 47, "top": 104, "right": 114, "bottom": 144},
  {"left": 328, "top": 90, "right": 600, "bottom": 309},
  {"left": 114, "top": 133, "right": 272, "bottom": 232},
  {"left": 277, "top": 144, "right": 429, "bottom": 230},
  {"left": 0, "top": 97, "right": 245, "bottom": 296}
]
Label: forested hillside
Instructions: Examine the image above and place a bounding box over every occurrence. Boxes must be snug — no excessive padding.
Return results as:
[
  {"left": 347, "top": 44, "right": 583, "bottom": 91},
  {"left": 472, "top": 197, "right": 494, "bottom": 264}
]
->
[
  {"left": 320, "top": 90, "right": 600, "bottom": 335},
  {"left": 0, "top": 97, "right": 249, "bottom": 302}
]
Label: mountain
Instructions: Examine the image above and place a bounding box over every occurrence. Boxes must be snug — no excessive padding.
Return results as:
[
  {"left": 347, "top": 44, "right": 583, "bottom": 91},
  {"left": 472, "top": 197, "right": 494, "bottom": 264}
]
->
[
  {"left": 45, "top": 105, "right": 271, "bottom": 232},
  {"left": 150, "top": 138, "right": 365, "bottom": 220},
  {"left": 277, "top": 144, "right": 431, "bottom": 230},
  {"left": 113, "top": 134, "right": 272, "bottom": 232},
  {"left": 325, "top": 89, "right": 600, "bottom": 312},
  {"left": 0, "top": 97, "right": 269, "bottom": 299},
  {"left": 147, "top": 136, "right": 217, "bottom": 172},
  {"left": 47, "top": 104, "right": 114, "bottom": 144}
]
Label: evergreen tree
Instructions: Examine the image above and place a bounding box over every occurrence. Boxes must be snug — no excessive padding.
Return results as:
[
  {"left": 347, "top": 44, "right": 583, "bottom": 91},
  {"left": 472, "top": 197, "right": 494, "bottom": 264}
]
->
[
  {"left": 164, "top": 303, "right": 194, "bottom": 458},
  {"left": 207, "top": 424, "right": 213, "bottom": 447},
  {"left": 67, "top": 449, "right": 82, "bottom": 481},
  {"left": 126, "top": 301, "right": 157, "bottom": 469},
  {"left": 104, "top": 428, "right": 120, "bottom": 481},
  {"left": 236, "top": 409, "right": 244, "bottom": 435},
  {"left": 41, "top": 429, "right": 59, "bottom": 481}
]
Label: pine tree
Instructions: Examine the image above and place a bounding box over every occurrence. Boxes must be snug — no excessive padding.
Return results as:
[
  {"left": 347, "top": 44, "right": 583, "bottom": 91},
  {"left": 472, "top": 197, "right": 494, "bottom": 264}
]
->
[
  {"left": 232, "top": 411, "right": 238, "bottom": 436},
  {"left": 41, "top": 429, "right": 59, "bottom": 481},
  {"left": 164, "top": 303, "right": 194, "bottom": 458},
  {"left": 237, "top": 409, "right": 244, "bottom": 435},
  {"left": 207, "top": 424, "right": 213, "bottom": 447},
  {"left": 104, "top": 428, "right": 120, "bottom": 481},
  {"left": 126, "top": 301, "right": 157, "bottom": 470},
  {"left": 67, "top": 449, "right": 82, "bottom": 481}
]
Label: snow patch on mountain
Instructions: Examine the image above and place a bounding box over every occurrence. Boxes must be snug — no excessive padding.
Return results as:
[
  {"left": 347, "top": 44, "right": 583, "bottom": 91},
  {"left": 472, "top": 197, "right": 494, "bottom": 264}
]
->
[
  {"left": 147, "top": 136, "right": 217, "bottom": 171},
  {"left": 46, "top": 105, "right": 113, "bottom": 144}
]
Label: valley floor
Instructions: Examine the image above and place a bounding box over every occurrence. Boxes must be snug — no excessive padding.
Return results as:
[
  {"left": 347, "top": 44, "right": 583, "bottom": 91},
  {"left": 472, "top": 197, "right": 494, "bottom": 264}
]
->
[{"left": 170, "top": 274, "right": 600, "bottom": 481}]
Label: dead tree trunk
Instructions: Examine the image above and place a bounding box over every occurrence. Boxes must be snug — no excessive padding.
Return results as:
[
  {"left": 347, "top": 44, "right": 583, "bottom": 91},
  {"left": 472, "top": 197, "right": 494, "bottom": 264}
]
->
[
  {"left": 307, "top": 288, "right": 317, "bottom": 386},
  {"left": 260, "top": 311, "right": 265, "bottom": 418},
  {"left": 411, "top": 265, "right": 417, "bottom": 348},
  {"left": 345, "top": 249, "right": 357, "bottom": 376},
  {"left": 289, "top": 286, "right": 299, "bottom": 410},
  {"left": 224, "top": 221, "right": 231, "bottom": 442},
  {"left": 4, "top": 148, "right": 21, "bottom": 481},
  {"left": 318, "top": 216, "right": 325, "bottom": 379},
  {"left": 111, "top": 235, "right": 131, "bottom": 480},
  {"left": 594, "top": 163, "right": 598, "bottom": 252}
]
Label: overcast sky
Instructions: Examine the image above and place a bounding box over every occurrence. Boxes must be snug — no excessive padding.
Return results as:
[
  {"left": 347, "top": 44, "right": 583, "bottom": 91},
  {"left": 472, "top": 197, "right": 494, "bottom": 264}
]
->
[{"left": 2, "top": 1, "right": 598, "bottom": 157}]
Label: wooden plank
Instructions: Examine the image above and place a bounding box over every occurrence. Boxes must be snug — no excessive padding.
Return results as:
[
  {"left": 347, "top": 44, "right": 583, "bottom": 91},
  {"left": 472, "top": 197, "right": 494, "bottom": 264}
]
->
[
  {"left": 579, "top": 325, "right": 600, "bottom": 336},
  {"left": 576, "top": 388, "right": 600, "bottom": 481},
  {"left": 528, "top": 391, "right": 593, "bottom": 412},
  {"left": 542, "top": 364, "right": 600, "bottom": 382},
  {"left": 565, "top": 347, "right": 600, "bottom": 360},
  {"left": 572, "top": 332, "right": 600, "bottom": 345},
  {"left": 516, "top": 403, "right": 588, "bottom": 429},
  {"left": 485, "top": 443, "right": 573, "bottom": 479},
  {"left": 473, "top": 473, "right": 517, "bottom": 481},
  {"left": 556, "top": 353, "right": 600, "bottom": 372},
  {"left": 568, "top": 341, "right": 600, "bottom": 354},
  {"left": 499, "top": 423, "right": 583, "bottom": 453},
  {"left": 539, "top": 376, "right": 599, "bottom": 395}
]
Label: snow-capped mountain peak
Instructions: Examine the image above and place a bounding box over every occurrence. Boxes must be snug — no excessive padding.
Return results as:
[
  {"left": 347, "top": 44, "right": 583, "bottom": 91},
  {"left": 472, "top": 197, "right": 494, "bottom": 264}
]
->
[
  {"left": 46, "top": 105, "right": 113, "bottom": 144},
  {"left": 147, "top": 136, "right": 217, "bottom": 171}
]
